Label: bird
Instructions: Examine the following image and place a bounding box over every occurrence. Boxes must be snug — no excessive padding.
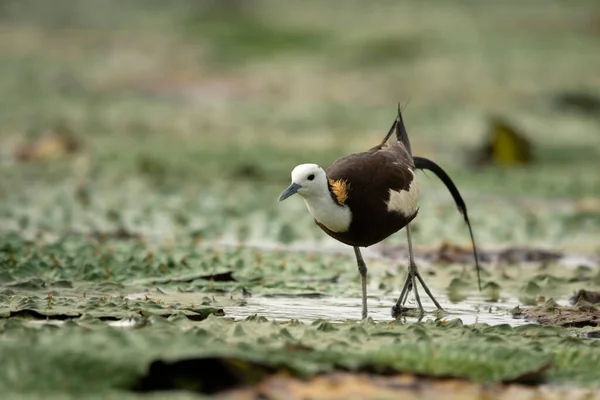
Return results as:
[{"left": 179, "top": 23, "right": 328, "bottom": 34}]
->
[{"left": 278, "top": 106, "right": 481, "bottom": 319}]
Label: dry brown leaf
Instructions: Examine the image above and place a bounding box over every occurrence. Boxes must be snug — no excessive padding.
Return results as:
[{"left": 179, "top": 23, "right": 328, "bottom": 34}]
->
[{"left": 225, "top": 372, "right": 600, "bottom": 400}]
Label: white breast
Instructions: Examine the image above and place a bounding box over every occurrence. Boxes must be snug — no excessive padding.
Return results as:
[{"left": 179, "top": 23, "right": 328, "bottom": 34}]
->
[{"left": 304, "top": 197, "right": 352, "bottom": 233}]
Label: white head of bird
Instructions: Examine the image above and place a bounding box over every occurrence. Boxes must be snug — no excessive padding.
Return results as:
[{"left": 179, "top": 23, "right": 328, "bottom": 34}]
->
[{"left": 279, "top": 163, "right": 351, "bottom": 233}]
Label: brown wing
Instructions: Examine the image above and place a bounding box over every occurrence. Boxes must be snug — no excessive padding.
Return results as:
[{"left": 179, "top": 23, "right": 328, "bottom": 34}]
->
[
  {"left": 325, "top": 142, "right": 415, "bottom": 207},
  {"left": 321, "top": 142, "right": 417, "bottom": 247}
]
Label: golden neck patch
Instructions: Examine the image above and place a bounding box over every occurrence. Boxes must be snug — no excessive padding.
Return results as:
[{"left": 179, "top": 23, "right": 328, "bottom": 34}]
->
[{"left": 328, "top": 178, "right": 350, "bottom": 205}]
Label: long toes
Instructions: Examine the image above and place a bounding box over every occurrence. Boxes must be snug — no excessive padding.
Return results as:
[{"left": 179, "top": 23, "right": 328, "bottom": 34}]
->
[
  {"left": 391, "top": 304, "right": 415, "bottom": 318},
  {"left": 391, "top": 304, "right": 404, "bottom": 318},
  {"left": 391, "top": 306, "right": 426, "bottom": 319}
]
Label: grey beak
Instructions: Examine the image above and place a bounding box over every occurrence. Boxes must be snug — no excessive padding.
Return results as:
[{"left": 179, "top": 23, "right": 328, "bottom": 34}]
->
[{"left": 279, "top": 182, "right": 302, "bottom": 201}]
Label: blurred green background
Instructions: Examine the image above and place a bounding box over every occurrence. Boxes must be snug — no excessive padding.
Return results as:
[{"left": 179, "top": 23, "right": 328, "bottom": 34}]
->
[
  {"left": 1, "top": 2, "right": 600, "bottom": 397},
  {"left": 0, "top": 0, "right": 599, "bottom": 252}
]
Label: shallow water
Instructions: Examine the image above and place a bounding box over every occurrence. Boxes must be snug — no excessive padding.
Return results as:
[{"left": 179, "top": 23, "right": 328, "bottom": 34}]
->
[
  {"left": 225, "top": 291, "right": 532, "bottom": 326},
  {"left": 24, "top": 293, "right": 526, "bottom": 327}
]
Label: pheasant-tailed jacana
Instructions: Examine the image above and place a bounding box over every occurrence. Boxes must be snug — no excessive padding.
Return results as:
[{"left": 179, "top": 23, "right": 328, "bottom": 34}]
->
[{"left": 279, "top": 107, "right": 480, "bottom": 319}]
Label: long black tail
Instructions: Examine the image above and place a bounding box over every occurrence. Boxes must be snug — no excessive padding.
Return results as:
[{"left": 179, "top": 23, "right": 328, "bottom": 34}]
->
[{"left": 413, "top": 156, "right": 482, "bottom": 291}]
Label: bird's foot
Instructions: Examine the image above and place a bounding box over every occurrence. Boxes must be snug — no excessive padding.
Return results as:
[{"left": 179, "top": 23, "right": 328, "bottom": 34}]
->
[
  {"left": 431, "top": 308, "right": 448, "bottom": 319},
  {"left": 391, "top": 304, "right": 424, "bottom": 319}
]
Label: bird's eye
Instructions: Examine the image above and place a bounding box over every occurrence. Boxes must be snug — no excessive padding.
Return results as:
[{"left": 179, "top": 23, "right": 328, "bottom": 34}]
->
[{"left": 307, "top": 174, "right": 315, "bottom": 181}]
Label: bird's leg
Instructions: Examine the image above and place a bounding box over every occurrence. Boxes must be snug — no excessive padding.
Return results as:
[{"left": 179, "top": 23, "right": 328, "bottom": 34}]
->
[
  {"left": 414, "top": 267, "right": 443, "bottom": 311},
  {"left": 406, "top": 223, "right": 443, "bottom": 310},
  {"left": 397, "top": 271, "right": 412, "bottom": 308},
  {"left": 392, "top": 224, "right": 418, "bottom": 316},
  {"left": 353, "top": 247, "right": 368, "bottom": 320},
  {"left": 410, "top": 262, "right": 424, "bottom": 313},
  {"left": 392, "top": 223, "right": 444, "bottom": 317}
]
